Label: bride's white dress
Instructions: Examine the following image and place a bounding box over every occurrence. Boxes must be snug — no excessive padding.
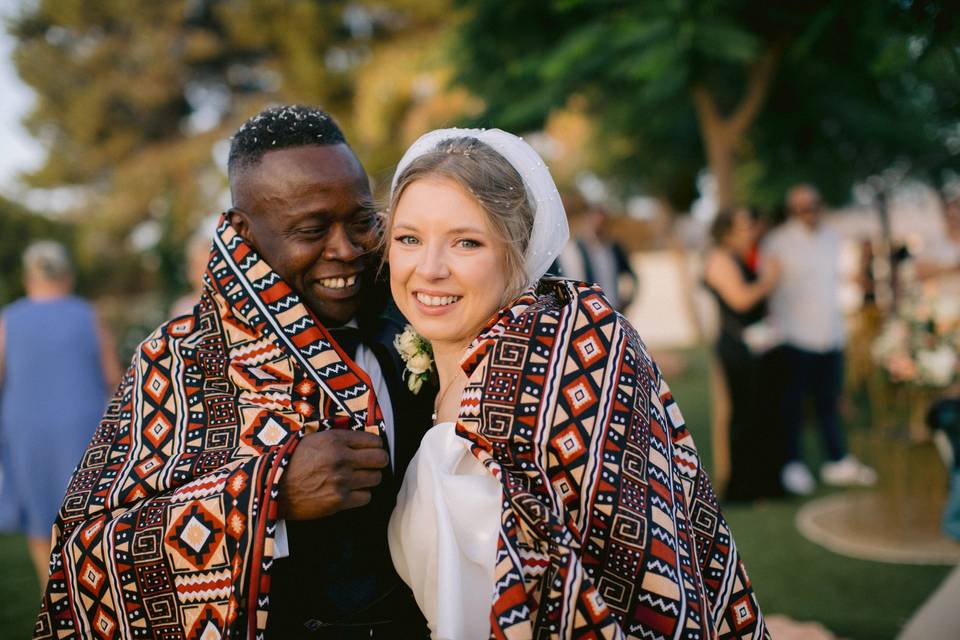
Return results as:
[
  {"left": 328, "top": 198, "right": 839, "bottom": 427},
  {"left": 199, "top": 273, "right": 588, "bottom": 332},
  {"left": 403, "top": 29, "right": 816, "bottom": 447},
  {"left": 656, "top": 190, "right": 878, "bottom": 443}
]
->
[{"left": 388, "top": 422, "right": 502, "bottom": 640}]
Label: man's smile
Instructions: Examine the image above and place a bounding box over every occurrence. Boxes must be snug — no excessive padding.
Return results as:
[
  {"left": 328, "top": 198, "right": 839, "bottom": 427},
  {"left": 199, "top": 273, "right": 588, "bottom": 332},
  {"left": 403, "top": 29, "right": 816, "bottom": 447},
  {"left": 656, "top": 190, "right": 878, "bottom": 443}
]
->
[
  {"left": 312, "top": 272, "right": 362, "bottom": 300},
  {"left": 317, "top": 274, "right": 358, "bottom": 289}
]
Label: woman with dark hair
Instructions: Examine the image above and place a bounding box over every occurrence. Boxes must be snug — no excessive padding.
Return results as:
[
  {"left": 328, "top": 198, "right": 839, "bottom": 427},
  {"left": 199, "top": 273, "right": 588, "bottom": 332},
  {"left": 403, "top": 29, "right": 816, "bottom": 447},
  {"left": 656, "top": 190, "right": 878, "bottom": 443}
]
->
[{"left": 703, "top": 208, "right": 783, "bottom": 501}]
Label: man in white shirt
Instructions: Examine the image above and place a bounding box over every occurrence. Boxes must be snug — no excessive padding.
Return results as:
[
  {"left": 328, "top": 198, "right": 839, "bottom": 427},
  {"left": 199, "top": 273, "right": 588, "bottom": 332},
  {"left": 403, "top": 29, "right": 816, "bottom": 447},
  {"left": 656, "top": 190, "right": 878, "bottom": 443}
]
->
[
  {"left": 555, "top": 199, "right": 638, "bottom": 313},
  {"left": 916, "top": 194, "right": 960, "bottom": 294},
  {"left": 763, "top": 184, "right": 876, "bottom": 495}
]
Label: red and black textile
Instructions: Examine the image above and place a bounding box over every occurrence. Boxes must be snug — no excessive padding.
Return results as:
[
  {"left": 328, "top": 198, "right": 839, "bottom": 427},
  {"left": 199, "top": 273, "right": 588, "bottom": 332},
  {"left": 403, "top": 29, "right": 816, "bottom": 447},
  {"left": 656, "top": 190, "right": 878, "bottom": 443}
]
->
[
  {"left": 455, "top": 279, "right": 768, "bottom": 639},
  {"left": 34, "top": 215, "right": 384, "bottom": 639}
]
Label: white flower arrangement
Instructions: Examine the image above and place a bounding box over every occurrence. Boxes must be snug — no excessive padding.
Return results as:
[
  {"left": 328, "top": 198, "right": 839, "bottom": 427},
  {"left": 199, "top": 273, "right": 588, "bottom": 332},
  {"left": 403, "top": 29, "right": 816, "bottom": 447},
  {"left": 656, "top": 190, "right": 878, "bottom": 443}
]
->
[
  {"left": 917, "top": 345, "right": 958, "bottom": 387},
  {"left": 872, "top": 289, "right": 960, "bottom": 388},
  {"left": 394, "top": 324, "right": 434, "bottom": 394}
]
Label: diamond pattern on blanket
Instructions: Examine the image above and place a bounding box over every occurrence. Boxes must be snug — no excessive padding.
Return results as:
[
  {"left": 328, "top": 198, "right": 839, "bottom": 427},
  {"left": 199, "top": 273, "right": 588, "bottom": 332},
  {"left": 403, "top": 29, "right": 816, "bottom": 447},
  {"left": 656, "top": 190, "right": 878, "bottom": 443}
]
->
[{"left": 455, "top": 279, "right": 768, "bottom": 639}]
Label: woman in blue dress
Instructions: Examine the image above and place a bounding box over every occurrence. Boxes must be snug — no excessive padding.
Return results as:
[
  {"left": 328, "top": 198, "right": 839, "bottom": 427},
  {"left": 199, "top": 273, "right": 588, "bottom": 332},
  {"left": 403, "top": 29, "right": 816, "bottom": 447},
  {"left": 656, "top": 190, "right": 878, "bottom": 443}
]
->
[{"left": 0, "top": 240, "right": 121, "bottom": 592}]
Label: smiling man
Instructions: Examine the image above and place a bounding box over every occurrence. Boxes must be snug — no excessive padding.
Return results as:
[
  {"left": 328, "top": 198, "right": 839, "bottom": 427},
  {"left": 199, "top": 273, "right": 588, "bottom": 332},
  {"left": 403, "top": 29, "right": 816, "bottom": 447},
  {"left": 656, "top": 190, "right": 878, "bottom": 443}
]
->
[
  {"left": 34, "top": 106, "right": 432, "bottom": 640},
  {"left": 227, "top": 139, "right": 375, "bottom": 326}
]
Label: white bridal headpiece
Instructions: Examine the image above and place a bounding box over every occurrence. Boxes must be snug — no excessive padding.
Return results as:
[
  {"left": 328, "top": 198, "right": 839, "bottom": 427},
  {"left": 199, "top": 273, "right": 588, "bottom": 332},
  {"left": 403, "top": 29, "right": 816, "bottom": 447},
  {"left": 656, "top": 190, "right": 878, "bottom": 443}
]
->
[{"left": 392, "top": 128, "right": 569, "bottom": 287}]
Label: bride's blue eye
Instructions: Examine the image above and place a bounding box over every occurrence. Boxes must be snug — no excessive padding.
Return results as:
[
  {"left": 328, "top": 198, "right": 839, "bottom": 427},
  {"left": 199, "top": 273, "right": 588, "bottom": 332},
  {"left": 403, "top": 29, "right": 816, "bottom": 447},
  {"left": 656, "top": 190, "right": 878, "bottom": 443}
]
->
[
  {"left": 394, "top": 235, "right": 419, "bottom": 245},
  {"left": 457, "top": 239, "right": 481, "bottom": 248}
]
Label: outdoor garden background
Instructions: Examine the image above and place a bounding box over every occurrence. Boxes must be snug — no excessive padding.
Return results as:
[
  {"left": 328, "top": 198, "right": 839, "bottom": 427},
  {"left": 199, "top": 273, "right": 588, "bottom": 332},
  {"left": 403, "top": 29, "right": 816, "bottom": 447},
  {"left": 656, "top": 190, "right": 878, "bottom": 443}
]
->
[{"left": 1, "top": 2, "right": 959, "bottom": 638}]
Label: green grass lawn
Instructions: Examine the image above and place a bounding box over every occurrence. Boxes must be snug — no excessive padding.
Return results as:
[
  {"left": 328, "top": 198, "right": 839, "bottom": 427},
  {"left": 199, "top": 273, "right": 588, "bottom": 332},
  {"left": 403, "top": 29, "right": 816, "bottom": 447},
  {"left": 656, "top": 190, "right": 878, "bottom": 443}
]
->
[
  {"left": 667, "top": 347, "right": 953, "bottom": 640},
  {"left": 0, "top": 532, "right": 40, "bottom": 639},
  {"left": 0, "top": 347, "right": 953, "bottom": 639},
  {"left": 722, "top": 500, "right": 948, "bottom": 639}
]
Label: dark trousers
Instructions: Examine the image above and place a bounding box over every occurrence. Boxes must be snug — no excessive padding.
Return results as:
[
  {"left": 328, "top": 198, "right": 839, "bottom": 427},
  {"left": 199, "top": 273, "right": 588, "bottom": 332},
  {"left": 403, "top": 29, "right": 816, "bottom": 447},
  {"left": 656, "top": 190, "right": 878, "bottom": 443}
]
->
[
  {"left": 263, "top": 585, "right": 428, "bottom": 639},
  {"left": 266, "top": 551, "right": 428, "bottom": 640},
  {"left": 781, "top": 345, "right": 846, "bottom": 463},
  {"left": 717, "top": 337, "right": 785, "bottom": 501},
  {"left": 264, "top": 474, "right": 429, "bottom": 640}
]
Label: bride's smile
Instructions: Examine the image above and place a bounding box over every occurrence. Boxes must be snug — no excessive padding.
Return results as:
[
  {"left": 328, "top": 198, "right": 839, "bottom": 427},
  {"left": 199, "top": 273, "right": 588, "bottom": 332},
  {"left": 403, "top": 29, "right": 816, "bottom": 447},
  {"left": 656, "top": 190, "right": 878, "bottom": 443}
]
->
[
  {"left": 388, "top": 176, "right": 509, "bottom": 350},
  {"left": 385, "top": 129, "right": 765, "bottom": 639},
  {"left": 413, "top": 290, "right": 462, "bottom": 310}
]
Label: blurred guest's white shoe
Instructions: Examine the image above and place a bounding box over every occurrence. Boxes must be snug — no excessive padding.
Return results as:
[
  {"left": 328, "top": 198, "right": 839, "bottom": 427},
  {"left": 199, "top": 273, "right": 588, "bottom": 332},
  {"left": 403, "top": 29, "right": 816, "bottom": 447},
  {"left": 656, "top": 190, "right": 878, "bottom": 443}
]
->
[
  {"left": 820, "top": 455, "right": 877, "bottom": 487},
  {"left": 781, "top": 461, "right": 816, "bottom": 496}
]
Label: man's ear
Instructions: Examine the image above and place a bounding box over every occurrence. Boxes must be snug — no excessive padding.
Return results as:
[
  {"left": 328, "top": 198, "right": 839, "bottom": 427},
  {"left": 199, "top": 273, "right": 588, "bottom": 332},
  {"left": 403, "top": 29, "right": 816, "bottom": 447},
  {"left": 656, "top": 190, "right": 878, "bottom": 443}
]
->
[{"left": 227, "top": 208, "right": 254, "bottom": 245}]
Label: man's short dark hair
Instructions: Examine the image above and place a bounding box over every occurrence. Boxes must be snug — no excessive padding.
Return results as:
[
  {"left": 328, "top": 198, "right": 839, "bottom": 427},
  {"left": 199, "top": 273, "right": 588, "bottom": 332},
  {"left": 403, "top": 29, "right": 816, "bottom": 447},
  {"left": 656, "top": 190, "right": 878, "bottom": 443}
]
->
[{"left": 227, "top": 105, "right": 347, "bottom": 180}]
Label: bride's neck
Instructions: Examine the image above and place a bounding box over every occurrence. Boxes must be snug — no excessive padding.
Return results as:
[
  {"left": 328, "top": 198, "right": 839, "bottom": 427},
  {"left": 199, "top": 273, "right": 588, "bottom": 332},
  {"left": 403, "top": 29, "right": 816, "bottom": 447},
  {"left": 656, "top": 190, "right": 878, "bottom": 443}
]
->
[{"left": 430, "top": 339, "right": 470, "bottom": 391}]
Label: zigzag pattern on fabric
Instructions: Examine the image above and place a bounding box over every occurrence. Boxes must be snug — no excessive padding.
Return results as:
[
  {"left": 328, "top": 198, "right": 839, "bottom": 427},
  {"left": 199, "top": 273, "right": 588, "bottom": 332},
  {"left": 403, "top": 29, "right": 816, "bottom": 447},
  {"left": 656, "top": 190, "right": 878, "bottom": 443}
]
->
[{"left": 34, "top": 213, "right": 384, "bottom": 640}]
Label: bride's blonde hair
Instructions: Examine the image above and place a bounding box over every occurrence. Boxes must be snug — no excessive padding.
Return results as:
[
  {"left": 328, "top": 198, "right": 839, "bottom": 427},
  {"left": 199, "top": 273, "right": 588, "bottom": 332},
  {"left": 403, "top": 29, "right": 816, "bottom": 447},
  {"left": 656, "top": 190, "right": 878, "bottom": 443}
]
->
[{"left": 385, "top": 136, "right": 536, "bottom": 304}]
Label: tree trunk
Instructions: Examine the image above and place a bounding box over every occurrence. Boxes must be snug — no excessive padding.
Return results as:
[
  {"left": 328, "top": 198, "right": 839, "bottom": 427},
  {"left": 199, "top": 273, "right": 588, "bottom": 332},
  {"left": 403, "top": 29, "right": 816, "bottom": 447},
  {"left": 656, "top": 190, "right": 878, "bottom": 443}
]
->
[
  {"left": 690, "top": 45, "right": 782, "bottom": 210},
  {"left": 701, "top": 126, "right": 737, "bottom": 211}
]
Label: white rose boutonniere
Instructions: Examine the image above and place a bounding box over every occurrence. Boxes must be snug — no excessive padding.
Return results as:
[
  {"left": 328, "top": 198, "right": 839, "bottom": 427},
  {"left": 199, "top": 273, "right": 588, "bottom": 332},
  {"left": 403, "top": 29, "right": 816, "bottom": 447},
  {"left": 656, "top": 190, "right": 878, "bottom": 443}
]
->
[{"left": 393, "top": 325, "right": 434, "bottom": 394}]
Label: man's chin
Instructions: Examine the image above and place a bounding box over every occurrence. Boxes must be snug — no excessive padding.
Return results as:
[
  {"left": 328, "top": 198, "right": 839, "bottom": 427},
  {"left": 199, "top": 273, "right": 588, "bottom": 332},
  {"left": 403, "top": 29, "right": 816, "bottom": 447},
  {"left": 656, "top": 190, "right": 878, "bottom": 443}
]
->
[{"left": 304, "top": 295, "right": 360, "bottom": 327}]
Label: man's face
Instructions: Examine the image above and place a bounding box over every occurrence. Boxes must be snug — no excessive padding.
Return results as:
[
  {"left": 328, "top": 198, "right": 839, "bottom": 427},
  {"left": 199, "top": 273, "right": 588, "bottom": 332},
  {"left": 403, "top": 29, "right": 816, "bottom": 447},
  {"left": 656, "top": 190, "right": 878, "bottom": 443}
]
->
[
  {"left": 587, "top": 209, "right": 608, "bottom": 237},
  {"left": 788, "top": 186, "right": 822, "bottom": 229},
  {"left": 229, "top": 144, "right": 378, "bottom": 326},
  {"left": 945, "top": 200, "right": 960, "bottom": 240}
]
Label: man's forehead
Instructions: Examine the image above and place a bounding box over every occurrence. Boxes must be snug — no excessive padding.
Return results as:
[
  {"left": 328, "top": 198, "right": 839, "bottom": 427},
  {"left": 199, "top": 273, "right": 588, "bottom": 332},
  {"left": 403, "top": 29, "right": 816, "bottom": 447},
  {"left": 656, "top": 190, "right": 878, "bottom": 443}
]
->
[
  {"left": 257, "top": 143, "right": 364, "bottom": 178},
  {"left": 234, "top": 143, "right": 370, "bottom": 202}
]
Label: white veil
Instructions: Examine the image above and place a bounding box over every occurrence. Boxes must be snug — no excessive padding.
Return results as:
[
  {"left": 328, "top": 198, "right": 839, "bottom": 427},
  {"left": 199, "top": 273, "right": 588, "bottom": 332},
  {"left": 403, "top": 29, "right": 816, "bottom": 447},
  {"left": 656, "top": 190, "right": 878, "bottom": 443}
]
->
[{"left": 391, "top": 128, "right": 569, "bottom": 287}]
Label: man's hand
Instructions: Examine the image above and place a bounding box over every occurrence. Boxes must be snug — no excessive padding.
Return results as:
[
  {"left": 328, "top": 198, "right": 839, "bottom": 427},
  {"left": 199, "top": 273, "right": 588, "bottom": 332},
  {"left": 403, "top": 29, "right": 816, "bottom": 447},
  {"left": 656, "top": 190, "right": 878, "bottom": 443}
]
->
[{"left": 278, "top": 429, "right": 388, "bottom": 520}]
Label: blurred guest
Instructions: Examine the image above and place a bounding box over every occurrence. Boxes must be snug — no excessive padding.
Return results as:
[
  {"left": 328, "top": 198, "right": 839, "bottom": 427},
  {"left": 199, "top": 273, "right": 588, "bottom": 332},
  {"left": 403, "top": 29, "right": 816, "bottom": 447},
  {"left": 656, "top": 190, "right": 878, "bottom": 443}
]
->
[
  {"left": 555, "top": 193, "right": 638, "bottom": 312},
  {"left": 169, "top": 217, "right": 216, "bottom": 317},
  {"left": 703, "top": 208, "right": 783, "bottom": 501},
  {"left": 898, "top": 398, "right": 960, "bottom": 638},
  {"left": 0, "top": 444, "right": 24, "bottom": 531},
  {"left": 763, "top": 185, "right": 876, "bottom": 495},
  {"left": 926, "top": 398, "right": 960, "bottom": 540},
  {"left": 915, "top": 193, "right": 960, "bottom": 291},
  {"left": 0, "top": 241, "right": 121, "bottom": 592}
]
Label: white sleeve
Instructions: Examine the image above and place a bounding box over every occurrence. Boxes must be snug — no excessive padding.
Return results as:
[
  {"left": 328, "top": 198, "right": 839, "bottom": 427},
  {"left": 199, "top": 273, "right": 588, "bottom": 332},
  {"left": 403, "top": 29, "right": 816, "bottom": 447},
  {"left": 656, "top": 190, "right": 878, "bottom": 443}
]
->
[
  {"left": 270, "top": 343, "right": 392, "bottom": 562},
  {"left": 759, "top": 231, "right": 778, "bottom": 260},
  {"left": 355, "top": 344, "right": 395, "bottom": 470},
  {"left": 274, "top": 518, "right": 290, "bottom": 559}
]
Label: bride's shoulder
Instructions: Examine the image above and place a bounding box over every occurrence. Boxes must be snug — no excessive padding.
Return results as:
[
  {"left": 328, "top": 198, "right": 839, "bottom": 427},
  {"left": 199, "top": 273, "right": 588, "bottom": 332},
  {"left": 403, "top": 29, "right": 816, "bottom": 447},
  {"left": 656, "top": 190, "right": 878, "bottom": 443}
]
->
[
  {"left": 497, "top": 277, "right": 636, "bottom": 338},
  {"left": 508, "top": 277, "right": 631, "bottom": 330},
  {"left": 485, "top": 278, "right": 658, "bottom": 384},
  {"left": 524, "top": 277, "right": 649, "bottom": 352},
  {"left": 498, "top": 277, "right": 624, "bottom": 326},
  {"left": 526, "top": 277, "right": 618, "bottom": 319}
]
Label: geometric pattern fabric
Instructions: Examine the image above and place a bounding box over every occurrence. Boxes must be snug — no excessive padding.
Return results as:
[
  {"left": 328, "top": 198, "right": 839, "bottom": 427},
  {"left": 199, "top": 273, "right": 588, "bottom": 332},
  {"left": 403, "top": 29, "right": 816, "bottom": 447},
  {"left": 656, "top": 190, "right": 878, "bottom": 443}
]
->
[
  {"left": 456, "top": 279, "right": 768, "bottom": 639},
  {"left": 34, "top": 214, "right": 384, "bottom": 639}
]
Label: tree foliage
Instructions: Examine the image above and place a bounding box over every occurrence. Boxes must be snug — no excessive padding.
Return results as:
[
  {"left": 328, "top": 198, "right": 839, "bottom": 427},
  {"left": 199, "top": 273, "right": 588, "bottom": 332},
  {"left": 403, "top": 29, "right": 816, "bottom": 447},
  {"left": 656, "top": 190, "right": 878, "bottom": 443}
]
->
[
  {"left": 0, "top": 198, "right": 75, "bottom": 305},
  {"left": 452, "top": 0, "right": 960, "bottom": 210},
  {"left": 8, "top": 0, "right": 464, "bottom": 300}
]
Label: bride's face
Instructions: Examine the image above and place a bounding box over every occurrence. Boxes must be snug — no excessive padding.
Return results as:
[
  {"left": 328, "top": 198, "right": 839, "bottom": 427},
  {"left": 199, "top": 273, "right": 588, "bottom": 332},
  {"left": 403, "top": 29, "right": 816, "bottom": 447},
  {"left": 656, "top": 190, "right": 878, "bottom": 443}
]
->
[{"left": 389, "top": 177, "right": 509, "bottom": 350}]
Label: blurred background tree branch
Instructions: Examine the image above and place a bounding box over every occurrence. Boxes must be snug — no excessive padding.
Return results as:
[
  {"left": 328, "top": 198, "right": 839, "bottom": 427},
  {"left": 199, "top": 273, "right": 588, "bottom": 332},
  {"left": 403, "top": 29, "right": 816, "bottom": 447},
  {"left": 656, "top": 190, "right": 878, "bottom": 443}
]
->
[
  {"left": 452, "top": 0, "right": 959, "bottom": 211},
  {"left": 1, "top": 0, "right": 957, "bottom": 342}
]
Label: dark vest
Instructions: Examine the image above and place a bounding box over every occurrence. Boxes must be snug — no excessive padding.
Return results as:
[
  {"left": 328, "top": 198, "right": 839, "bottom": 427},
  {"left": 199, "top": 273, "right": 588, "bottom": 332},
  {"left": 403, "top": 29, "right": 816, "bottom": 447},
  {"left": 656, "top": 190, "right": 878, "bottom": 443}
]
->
[{"left": 265, "top": 312, "right": 433, "bottom": 639}]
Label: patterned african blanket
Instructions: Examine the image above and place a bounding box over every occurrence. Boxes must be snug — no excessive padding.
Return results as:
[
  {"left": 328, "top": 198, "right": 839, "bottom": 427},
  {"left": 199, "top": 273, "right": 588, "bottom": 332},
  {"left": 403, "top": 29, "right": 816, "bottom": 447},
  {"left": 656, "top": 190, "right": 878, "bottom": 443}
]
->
[
  {"left": 34, "top": 216, "right": 385, "bottom": 640},
  {"left": 455, "top": 279, "right": 767, "bottom": 639}
]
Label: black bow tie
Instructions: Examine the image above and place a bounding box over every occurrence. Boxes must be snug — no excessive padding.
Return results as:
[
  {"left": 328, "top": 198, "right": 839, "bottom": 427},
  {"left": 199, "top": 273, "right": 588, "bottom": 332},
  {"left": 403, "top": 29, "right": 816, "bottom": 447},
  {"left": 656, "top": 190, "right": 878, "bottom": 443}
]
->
[{"left": 327, "top": 324, "right": 363, "bottom": 358}]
